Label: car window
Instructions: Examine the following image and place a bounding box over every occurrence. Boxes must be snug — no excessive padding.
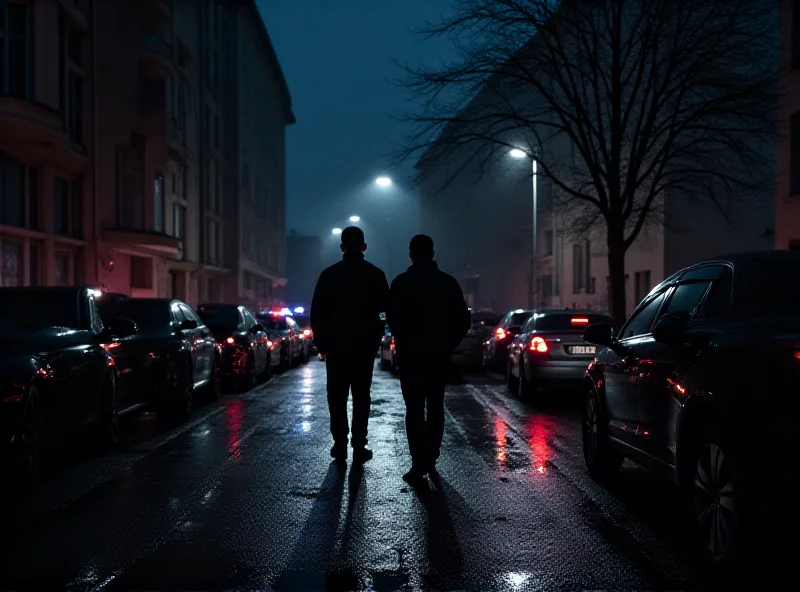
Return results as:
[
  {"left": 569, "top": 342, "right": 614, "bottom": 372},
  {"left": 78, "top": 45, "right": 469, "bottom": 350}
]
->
[
  {"left": 89, "top": 297, "right": 104, "bottom": 333},
  {"left": 171, "top": 303, "right": 185, "bottom": 325},
  {"left": 620, "top": 291, "right": 667, "bottom": 339},
  {"left": 508, "top": 312, "right": 532, "bottom": 328},
  {"left": 180, "top": 304, "right": 201, "bottom": 325},
  {"left": 663, "top": 281, "right": 711, "bottom": 318},
  {"left": 243, "top": 310, "right": 258, "bottom": 328},
  {"left": 286, "top": 317, "right": 299, "bottom": 331},
  {"left": 698, "top": 276, "right": 732, "bottom": 320}
]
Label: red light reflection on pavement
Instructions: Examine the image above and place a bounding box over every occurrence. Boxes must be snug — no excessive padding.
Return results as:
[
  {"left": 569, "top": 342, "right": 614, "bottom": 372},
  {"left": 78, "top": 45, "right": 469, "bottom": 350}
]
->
[
  {"left": 526, "top": 415, "right": 554, "bottom": 474},
  {"left": 493, "top": 417, "right": 508, "bottom": 468},
  {"left": 226, "top": 399, "right": 244, "bottom": 456}
]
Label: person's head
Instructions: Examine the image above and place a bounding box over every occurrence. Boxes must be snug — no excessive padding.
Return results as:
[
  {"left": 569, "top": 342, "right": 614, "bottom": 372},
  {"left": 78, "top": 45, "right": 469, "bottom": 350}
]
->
[
  {"left": 409, "top": 234, "right": 434, "bottom": 263},
  {"left": 340, "top": 226, "right": 366, "bottom": 253}
]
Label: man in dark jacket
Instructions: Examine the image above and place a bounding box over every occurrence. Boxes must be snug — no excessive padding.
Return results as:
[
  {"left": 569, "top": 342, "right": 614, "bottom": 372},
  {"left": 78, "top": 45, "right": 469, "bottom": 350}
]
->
[
  {"left": 387, "top": 234, "right": 471, "bottom": 483},
  {"left": 310, "top": 226, "right": 389, "bottom": 463}
]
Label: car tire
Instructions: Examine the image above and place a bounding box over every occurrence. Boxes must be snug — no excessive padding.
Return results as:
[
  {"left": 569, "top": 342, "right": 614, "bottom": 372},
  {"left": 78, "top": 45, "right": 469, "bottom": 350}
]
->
[
  {"left": 517, "top": 358, "right": 537, "bottom": 399},
  {"left": 171, "top": 364, "right": 194, "bottom": 421},
  {"left": 506, "top": 359, "right": 518, "bottom": 393},
  {"left": 96, "top": 372, "right": 120, "bottom": 450},
  {"left": 13, "top": 385, "right": 42, "bottom": 491},
  {"left": 582, "top": 386, "right": 623, "bottom": 479},
  {"left": 207, "top": 355, "right": 222, "bottom": 400},
  {"left": 691, "top": 423, "right": 743, "bottom": 581}
]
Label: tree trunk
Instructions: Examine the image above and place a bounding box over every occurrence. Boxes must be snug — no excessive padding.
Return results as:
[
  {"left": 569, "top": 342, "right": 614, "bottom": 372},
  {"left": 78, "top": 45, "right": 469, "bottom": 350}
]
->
[{"left": 607, "top": 226, "right": 627, "bottom": 328}]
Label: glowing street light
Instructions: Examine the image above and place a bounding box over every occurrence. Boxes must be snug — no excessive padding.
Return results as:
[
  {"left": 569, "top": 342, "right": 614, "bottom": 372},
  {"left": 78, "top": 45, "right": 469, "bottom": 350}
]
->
[
  {"left": 509, "top": 148, "right": 527, "bottom": 159},
  {"left": 375, "top": 176, "right": 392, "bottom": 187},
  {"left": 332, "top": 228, "right": 342, "bottom": 235},
  {"left": 349, "top": 215, "right": 361, "bottom": 222}
]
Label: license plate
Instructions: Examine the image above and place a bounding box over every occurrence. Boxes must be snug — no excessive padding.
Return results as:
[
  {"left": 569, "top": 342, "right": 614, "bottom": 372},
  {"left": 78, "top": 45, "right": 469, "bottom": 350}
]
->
[{"left": 570, "top": 345, "right": 596, "bottom": 355}]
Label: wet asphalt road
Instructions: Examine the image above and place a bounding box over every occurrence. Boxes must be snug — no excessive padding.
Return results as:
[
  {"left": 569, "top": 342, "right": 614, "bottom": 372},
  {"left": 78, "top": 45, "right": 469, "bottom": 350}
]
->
[{"left": 0, "top": 360, "right": 710, "bottom": 592}]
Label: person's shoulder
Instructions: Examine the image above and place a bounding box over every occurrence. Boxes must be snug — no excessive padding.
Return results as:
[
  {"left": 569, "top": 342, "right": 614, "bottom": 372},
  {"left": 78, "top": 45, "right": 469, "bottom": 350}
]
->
[
  {"left": 391, "top": 270, "right": 411, "bottom": 286},
  {"left": 363, "top": 259, "right": 387, "bottom": 277}
]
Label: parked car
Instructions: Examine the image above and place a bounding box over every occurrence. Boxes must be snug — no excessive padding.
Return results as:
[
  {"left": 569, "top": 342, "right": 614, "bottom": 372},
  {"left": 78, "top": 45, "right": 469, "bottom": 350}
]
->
[
  {"left": 483, "top": 308, "right": 534, "bottom": 372},
  {"left": 293, "top": 313, "right": 315, "bottom": 353},
  {"left": 379, "top": 323, "right": 398, "bottom": 374},
  {"left": 580, "top": 251, "right": 800, "bottom": 577},
  {"left": 451, "top": 309, "right": 501, "bottom": 370},
  {"left": 96, "top": 296, "right": 221, "bottom": 419},
  {"left": 196, "top": 304, "right": 271, "bottom": 388},
  {"left": 507, "top": 309, "right": 613, "bottom": 397},
  {"left": 257, "top": 313, "right": 308, "bottom": 368},
  {"left": 0, "top": 287, "right": 134, "bottom": 488}
]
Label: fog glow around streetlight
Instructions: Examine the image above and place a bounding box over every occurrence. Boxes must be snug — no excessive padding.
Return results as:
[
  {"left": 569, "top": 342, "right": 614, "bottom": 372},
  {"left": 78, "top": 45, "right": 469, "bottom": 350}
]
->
[
  {"left": 509, "top": 148, "right": 527, "bottom": 159},
  {"left": 375, "top": 176, "right": 392, "bottom": 187},
  {"left": 332, "top": 228, "right": 342, "bottom": 235},
  {"left": 349, "top": 215, "right": 360, "bottom": 222}
]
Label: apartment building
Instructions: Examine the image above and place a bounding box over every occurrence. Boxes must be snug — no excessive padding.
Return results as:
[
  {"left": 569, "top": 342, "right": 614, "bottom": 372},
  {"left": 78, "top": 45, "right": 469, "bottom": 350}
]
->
[
  {"left": 776, "top": 0, "right": 800, "bottom": 249},
  {"left": 0, "top": 0, "right": 95, "bottom": 288}
]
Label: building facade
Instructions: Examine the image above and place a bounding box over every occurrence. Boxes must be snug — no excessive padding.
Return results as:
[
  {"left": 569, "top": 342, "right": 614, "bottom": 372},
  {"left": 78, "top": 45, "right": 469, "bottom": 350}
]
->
[
  {"left": 1, "top": 0, "right": 292, "bottom": 307},
  {"left": 1, "top": 0, "right": 95, "bottom": 289},
  {"left": 776, "top": 0, "right": 800, "bottom": 250}
]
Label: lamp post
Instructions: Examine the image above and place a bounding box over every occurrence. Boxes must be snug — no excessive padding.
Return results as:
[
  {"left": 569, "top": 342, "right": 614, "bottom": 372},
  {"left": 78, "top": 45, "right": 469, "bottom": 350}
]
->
[
  {"left": 332, "top": 227, "right": 342, "bottom": 235},
  {"left": 510, "top": 149, "right": 538, "bottom": 309},
  {"left": 349, "top": 215, "right": 360, "bottom": 223}
]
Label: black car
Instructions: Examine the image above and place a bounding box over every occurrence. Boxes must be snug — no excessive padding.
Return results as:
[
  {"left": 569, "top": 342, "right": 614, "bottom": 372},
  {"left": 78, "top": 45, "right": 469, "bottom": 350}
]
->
[
  {"left": 293, "top": 313, "right": 315, "bottom": 352},
  {"left": 196, "top": 304, "right": 271, "bottom": 388},
  {"left": 379, "top": 322, "right": 398, "bottom": 374},
  {"left": 0, "top": 287, "right": 134, "bottom": 487},
  {"left": 507, "top": 309, "right": 613, "bottom": 397},
  {"left": 97, "top": 297, "right": 221, "bottom": 419},
  {"left": 581, "top": 251, "right": 800, "bottom": 577},
  {"left": 483, "top": 308, "right": 534, "bottom": 372}
]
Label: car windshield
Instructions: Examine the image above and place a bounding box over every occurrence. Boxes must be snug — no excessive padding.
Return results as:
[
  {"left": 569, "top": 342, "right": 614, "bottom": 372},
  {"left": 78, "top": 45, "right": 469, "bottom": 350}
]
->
[
  {"left": 508, "top": 311, "right": 532, "bottom": 327},
  {"left": 107, "top": 300, "right": 170, "bottom": 332},
  {"left": 259, "top": 315, "right": 288, "bottom": 330},
  {"left": 471, "top": 312, "right": 500, "bottom": 328},
  {"left": 534, "top": 313, "right": 613, "bottom": 331},
  {"left": 197, "top": 310, "right": 239, "bottom": 329},
  {"left": 0, "top": 290, "right": 81, "bottom": 332}
]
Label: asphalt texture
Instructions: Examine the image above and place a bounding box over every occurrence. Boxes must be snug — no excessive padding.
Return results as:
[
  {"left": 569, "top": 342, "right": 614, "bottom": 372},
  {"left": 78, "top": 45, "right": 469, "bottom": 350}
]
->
[{"left": 0, "top": 359, "right": 714, "bottom": 592}]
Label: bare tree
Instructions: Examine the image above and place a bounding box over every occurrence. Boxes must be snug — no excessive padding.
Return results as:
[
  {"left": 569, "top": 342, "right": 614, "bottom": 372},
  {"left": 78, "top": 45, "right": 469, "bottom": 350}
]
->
[{"left": 398, "top": 0, "right": 777, "bottom": 324}]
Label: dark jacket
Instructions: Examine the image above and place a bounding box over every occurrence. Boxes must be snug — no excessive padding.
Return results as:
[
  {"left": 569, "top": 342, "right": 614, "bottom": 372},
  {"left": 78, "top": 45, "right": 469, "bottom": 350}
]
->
[
  {"left": 387, "top": 260, "right": 471, "bottom": 357},
  {"left": 310, "top": 251, "right": 389, "bottom": 355}
]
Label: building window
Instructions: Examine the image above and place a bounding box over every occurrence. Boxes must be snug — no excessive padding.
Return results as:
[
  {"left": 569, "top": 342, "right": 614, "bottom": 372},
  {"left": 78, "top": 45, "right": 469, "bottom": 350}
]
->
[
  {"left": 117, "top": 136, "right": 145, "bottom": 229},
  {"left": 172, "top": 202, "right": 185, "bottom": 239},
  {"left": 0, "top": 239, "right": 22, "bottom": 287},
  {"left": 59, "top": 15, "right": 85, "bottom": 146},
  {"left": 572, "top": 243, "right": 585, "bottom": 293},
  {"left": 154, "top": 173, "right": 165, "bottom": 232},
  {"left": 634, "top": 270, "right": 652, "bottom": 303},
  {"left": 54, "top": 177, "right": 82, "bottom": 238},
  {"left": 0, "top": 1, "right": 33, "bottom": 98},
  {"left": 543, "top": 230, "right": 554, "bottom": 257},
  {"left": 54, "top": 249, "right": 73, "bottom": 286}
]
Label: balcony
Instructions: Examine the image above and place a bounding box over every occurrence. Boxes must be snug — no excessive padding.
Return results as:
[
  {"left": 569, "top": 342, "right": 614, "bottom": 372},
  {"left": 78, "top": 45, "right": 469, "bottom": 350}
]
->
[
  {"left": 140, "top": 33, "right": 175, "bottom": 80},
  {"left": 104, "top": 228, "right": 182, "bottom": 256}
]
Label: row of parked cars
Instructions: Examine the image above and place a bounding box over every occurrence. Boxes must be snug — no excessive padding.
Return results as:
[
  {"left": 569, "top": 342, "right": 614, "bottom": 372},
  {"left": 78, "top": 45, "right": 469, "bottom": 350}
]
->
[
  {"left": 380, "top": 250, "right": 800, "bottom": 578},
  {"left": 0, "top": 287, "right": 314, "bottom": 489}
]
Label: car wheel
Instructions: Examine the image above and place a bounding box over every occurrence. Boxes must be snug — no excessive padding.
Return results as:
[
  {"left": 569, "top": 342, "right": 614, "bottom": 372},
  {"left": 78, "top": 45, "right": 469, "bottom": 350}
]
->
[
  {"left": 13, "top": 386, "right": 42, "bottom": 491},
  {"left": 506, "top": 359, "right": 518, "bottom": 392},
  {"left": 96, "top": 373, "right": 120, "bottom": 449},
  {"left": 582, "top": 387, "right": 623, "bottom": 478},
  {"left": 692, "top": 424, "right": 741, "bottom": 575},
  {"left": 207, "top": 356, "right": 222, "bottom": 400}
]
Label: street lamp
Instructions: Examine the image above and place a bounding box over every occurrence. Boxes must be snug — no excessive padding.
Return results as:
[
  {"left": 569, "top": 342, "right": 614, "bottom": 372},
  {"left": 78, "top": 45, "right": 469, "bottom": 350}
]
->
[
  {"left": 509, "top": 148, "right": 539, "bottom": 309},
  {"left": 332, "top": 228, "right": 342, "bottom": 235},
  {"left": 375, "top": 176, "right": 392, "bottom": 187},
  {"left": 349, "top": 215, "right": 361, "bottom": 223}
]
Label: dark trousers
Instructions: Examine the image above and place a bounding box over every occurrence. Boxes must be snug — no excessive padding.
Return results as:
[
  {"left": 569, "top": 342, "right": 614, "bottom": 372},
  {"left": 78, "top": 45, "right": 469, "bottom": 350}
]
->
[
  {"left": 325, "top": 352, "right": 375, "bottom": 448},
  {"left": 399, "top": 353, "right": 448, "bottom": 467}
]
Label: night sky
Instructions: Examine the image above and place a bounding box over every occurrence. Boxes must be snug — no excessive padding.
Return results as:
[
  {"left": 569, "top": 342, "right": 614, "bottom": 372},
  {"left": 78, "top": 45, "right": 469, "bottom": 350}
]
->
[{"left": 257, "top": 0, "right": 454, "bottom": 278}]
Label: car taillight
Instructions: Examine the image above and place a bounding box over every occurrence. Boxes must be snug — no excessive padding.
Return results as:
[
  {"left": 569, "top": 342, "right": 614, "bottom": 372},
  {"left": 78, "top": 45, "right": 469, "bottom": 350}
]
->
[
  {"left": 303, "top": 329, "right": 312, "bottom": 337},
  {"left": 571, "top": 317, "right": 590, "bottom": 326},
  {"left": 496, "top": 327, "right": 507, "bottom": 340},
  {"left": 102, "top": 342, "right": 120, "bottom": 350},
  {"left": 529, "top": 336, "right": 548, "bottom": 353},
  {"left": 226, "top": 337, "right": 235, "bottom": 345},
  {"left": 267, "top": 340, "right": 274, "bottom": 349}
]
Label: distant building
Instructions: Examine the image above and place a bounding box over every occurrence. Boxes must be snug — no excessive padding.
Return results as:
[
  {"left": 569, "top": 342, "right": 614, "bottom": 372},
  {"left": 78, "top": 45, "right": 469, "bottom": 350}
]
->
[{"left": 282, "top": 230, "right": 323, "bottom": 309}]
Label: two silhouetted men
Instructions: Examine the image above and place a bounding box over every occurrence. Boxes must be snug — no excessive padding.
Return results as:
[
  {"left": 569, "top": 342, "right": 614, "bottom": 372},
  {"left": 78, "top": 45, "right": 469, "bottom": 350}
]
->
[
  {"left": 310, "top": 227, "right": 389, "bottom": 463},
  {"left": 310, "top": 228, "right": 469, "bottom": 480}
]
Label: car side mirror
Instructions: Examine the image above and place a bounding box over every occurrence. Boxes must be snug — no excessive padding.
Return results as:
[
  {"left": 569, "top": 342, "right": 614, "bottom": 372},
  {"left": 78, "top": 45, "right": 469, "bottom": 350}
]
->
[
  {"left": 178, "top": 319, "right": 197, "bottom": 332},
  {"left": 107, "top": 317, "right": 138, "bottom": 338},
  {"left": 251, "top": 323, "right": 264, "bottom": 333},
  {"left": 584, "top": 323, "right": 614, "bottom": 347},
  {"left": 652, "top": 311, "right": 689, "bottom": 347}
]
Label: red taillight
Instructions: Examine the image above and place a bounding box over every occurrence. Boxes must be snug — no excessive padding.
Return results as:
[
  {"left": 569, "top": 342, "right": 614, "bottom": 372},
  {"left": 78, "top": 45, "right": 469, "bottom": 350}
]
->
[
  {"left": 102, "top": 342, "right": 120, "bottom": 350},
  {"left": 496, "top": 327, "right": 507, "bottom": 340},
  {"left": 226, "top": 337, "right": 235, "bottom": 344},
  {"left": 303, "top": 329, "right": 312, "bottom": 337},
  {"left": 571, "top": 317, "right": 590, "bottom": 326},
  {"left": 267, "top": 340, "right": 274, "bottom": 349},
  {"left": 529, "top": 336, "right": 548, "bottom": 353}
]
